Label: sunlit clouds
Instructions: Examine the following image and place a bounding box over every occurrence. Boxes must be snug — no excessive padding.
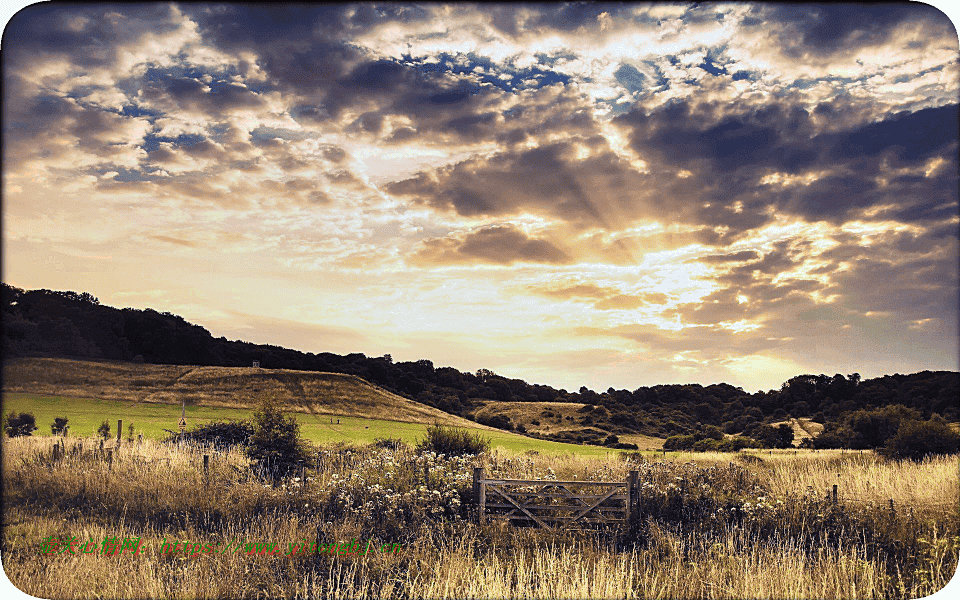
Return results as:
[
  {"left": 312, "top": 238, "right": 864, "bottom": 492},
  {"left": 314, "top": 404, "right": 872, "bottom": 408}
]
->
[{"left": 3, "top": 2, "right": 957, "bottom": 392}]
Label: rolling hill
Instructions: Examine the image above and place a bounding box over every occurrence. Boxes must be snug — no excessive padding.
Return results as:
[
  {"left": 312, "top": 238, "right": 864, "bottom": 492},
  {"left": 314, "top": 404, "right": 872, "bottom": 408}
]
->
[{"left": 2, "top": 356, "right": 495, "bottom": 430}]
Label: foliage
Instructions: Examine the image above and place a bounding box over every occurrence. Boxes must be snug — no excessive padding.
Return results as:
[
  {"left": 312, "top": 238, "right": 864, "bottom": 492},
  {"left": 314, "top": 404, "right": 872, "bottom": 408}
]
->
[
  {"left": 245, "top": 396, "right": 311, "bottom": 480},
  {"left": 416, "top": 424, "right": 490, "bottom": 457},
  {"left": 475, "top": 413, "right": 513, "bottom": 431},
  {"left": 749, "top": 424, "right": 794, "bottom": 448},
  {"left": 373, "top": 437, "right": 406, "bottom": 450},
  {"left": 883, "top": 418, "right": 960, "bottom": 461},
  {"left": 97, "top": 420, "right": 111, "bottom": 439},
  {"left": 170, "top": 419, "right": 254, "bottom": 449},
  {"left": 845, "top": 404, "right": 920, "bottom": 449},
  {"left": 5, "top": 412, "right": 38, "bottom": 437},
  {"left": 50, "top": 416, "right": 69, "bottom": 436}
]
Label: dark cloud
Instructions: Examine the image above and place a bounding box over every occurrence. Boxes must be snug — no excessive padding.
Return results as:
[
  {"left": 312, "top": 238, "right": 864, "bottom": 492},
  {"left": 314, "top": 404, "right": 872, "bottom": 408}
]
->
[
  {"left": 754, "top": 3, "right": 954, "bottom": 60},
  {"left": 414, "top": 225, "right": 568, "bottom": 265},
  {"left": 615, "top": 100, "right": 959, "bottom": 228}
]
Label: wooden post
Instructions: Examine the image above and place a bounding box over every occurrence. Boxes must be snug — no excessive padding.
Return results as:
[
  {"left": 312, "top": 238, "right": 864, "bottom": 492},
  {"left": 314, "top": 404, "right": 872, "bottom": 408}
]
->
[
  {"left": 832, "top": 484, "right": 838, "bottom": 503},
  {"left": 117, "top": 420, "right": 122, "bottom": 446},
  {"left": 106, "top": 449, "right": 113, "bottom": 471},
  {"left": 203, "top": 454, "right": 209, "bottom": 482},
  {"left": 628, "top": 470, "right": 639, "bottom": 525},
  {"left": 473, "top": 467, "right": 484, "bottom": 523}
]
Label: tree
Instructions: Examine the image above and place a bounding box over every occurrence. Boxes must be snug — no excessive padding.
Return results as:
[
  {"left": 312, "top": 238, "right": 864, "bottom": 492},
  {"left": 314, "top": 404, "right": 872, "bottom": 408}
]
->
[
  {"left": 51, "top": 417, "right": 69, "bottom": 436},
  {"left": 246, "top": 396, "right": 310, "bottom": 480},
  {"left": 750, "top": 423, "right": 794, "bottom": 448},
  {"left": 6, "top": 412, "right": 37, "bottom": 437},
  {"left": 883, "top": 418, "right": 960, "bottom": 461}
]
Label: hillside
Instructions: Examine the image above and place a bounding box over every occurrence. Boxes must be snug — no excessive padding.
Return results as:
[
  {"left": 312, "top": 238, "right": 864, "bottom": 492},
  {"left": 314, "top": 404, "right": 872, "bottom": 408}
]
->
[{"left": 2, "top": 357, "right": 495, "bottom": 430}]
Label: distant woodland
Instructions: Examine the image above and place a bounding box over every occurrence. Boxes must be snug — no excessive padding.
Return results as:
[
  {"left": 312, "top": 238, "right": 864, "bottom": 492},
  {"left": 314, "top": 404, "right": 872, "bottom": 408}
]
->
[{"left": 3, "top": 284, "right": 957, "bottom": 446}]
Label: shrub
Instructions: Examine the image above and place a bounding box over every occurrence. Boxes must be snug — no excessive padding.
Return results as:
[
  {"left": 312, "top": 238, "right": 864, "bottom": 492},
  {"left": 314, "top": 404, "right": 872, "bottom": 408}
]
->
[
  {"left": 603, "top": 434, "right": 620, "bottom": 446},
  {"left": 373, "top": 437, "right": 406, "bottom": 451},
  {"left": 172, "top": 420, "right": 254, "bottom": 449},
  {"left": 750, "top": 424, "right": 794, "bottom": 448},
  {"left": 883, "top": 418, "right": 960, "bottom": 461},
  {"left": 416, "top": 424, "right": 489, "bottom": 457},
  {"left": 97, "top": 420, "right": 111, "bottom": 439},
  {"left": 246, "top": 396, "right": 311, "bottom": 480},
  {"left": 5, "top": 412, "right": 37, "bottom": 437},
  {"left": 476, "top": 413, "right": 513, "bottom": 431},
  {"left": 663, "top": 434, "right": 695, "bottom": 450},
  {"left": 50, "top": 416, "right": 69, "bottom": 436}
]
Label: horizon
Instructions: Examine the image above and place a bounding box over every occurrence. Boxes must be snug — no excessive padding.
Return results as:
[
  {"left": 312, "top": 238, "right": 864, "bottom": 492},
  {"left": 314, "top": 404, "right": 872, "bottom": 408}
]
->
[{"left": 3, "top": 3, "right": 959, "bottom": 394}]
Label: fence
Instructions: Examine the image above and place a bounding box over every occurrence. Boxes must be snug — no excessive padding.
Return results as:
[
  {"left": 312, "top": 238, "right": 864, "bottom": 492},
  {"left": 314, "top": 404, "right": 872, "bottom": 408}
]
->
[{"left": 472, "top": 467, "right": 639, "bottom": 531}]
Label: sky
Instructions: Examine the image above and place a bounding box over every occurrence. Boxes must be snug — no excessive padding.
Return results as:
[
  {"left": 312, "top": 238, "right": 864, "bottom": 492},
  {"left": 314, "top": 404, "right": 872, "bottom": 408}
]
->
[{"left": 2, "top": 2, "right": 958, "bottom": 394}]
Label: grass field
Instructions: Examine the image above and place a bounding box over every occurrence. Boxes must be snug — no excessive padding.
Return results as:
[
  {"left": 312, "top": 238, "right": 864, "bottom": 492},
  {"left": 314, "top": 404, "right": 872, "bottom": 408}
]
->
[{"left": 1, "top": 392, "right": 622, "bottom": 457}]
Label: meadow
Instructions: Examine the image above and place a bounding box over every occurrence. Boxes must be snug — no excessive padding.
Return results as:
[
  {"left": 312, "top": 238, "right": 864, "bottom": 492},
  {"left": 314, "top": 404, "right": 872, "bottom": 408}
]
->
[
  {"left": 2, "top": 433, "right": 957, "bottom": 599},
  {"left": 2, "top": 392, "right": 619, "bottom": 457}
]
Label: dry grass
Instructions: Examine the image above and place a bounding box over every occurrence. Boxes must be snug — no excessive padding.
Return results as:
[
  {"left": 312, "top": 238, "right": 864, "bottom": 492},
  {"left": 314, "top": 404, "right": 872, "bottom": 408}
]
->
[{"left": 3, "top": 437, "right": 958, "bottom": 599}]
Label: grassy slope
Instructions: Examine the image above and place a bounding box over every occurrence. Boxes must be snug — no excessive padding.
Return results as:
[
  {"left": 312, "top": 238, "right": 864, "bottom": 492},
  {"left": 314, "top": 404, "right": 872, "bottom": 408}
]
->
[
  {"left": 474, "top": 400, "right": 665, "bottom": 450},
  {"left": 2, "top": 357, "right": 624, "bottom": 456}
]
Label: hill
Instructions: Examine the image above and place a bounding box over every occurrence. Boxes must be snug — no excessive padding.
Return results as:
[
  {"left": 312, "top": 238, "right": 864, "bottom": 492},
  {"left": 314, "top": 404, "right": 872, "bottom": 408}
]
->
[
  {"left": 3, "top": 284, "right": 958, "bottom": 449},
  {"left": 2, "top": 357, "right": 494, "bottom": 430}
]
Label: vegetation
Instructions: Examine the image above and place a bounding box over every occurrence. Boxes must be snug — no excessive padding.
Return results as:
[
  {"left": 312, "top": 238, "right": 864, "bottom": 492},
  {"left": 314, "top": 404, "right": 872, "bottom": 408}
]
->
[
  {"left": 416, "top": 424, "right": 490, "bottom": 457},
  {"left": 50, "top": 416, "right": 69, "bottom": 436},
  {"left": 4, "top": 285, "right": 957, "bottom": 450},
  {"left": 246, "top": 395, "right": 311, "bottom": 480},
  {"left": 5, "top": 411, "right": 37, "bottom": 437},
  {"left": 168, "top": 419, "right": 254, "bottom": 449},
  {"left": 96, "top": 420, "right": 111, "bottom": 439},
  {"left": 2, "top": 437, "right": 957, "bottom": 599},
  {"left": 883, "top": 417, "right": 960, "bottom": 461}
]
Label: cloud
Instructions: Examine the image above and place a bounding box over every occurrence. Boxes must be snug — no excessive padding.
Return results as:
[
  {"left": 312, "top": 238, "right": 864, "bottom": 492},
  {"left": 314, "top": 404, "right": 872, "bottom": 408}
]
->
[{"left": 413, "top": 225, "right": 569, "bottom": 265}]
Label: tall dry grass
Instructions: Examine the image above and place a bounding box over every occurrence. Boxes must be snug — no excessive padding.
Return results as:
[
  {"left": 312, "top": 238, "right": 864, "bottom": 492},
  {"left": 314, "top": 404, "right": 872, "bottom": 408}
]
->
[{"left": 3, "top": 436, "right": 958, "bottom": 599}]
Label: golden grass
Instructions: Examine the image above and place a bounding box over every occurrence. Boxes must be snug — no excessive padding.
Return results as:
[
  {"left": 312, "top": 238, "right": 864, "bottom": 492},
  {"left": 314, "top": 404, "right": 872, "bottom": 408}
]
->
[{"left": 4, "top": 437, "right": 958, "bottom": 599}]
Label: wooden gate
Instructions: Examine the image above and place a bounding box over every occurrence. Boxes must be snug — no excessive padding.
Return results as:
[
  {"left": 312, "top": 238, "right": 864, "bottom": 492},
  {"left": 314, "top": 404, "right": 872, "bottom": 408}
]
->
[{"left": 472, "top": 467, "right": 639, "bottom": 530}]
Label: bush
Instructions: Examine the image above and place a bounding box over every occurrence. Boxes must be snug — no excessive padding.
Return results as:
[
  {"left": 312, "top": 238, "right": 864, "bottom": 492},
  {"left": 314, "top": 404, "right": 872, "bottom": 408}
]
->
[
  {"left": 416, "top": 424, "right": 489, "bottom": 457},
  {"left": 97, "top": 420, "right": 111, "bottom": 439},
  {"left": 883, "top": 418, "right": 960, "bottom": 461},
  {"left": 246, "top": 396, "right": 311, "bottom": 480},
  {"left": 476, "top": 413, "right": 513, "bottom": 431},
  {"left": 603, "top": 434, "right": 620, "bottom": 446},
  {"left": 50, "top": 416, "right": 69, "bottom": 436},
  {"left": 750, "top": 424, "right": 794, "bottom": 448},
  {"left": 5, "top": 412, "right": 37, "bottom": 437},
  {"left": 172, "top": 420, "right": 254, "bottom": 449},
  {"left": 373, "top": 437, "right": 406, "bottom": 451}
]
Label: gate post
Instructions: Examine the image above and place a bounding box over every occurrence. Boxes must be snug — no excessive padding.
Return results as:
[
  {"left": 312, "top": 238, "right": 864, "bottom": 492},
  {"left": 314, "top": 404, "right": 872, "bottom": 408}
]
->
[
  {"left": 473, "top": 467, "right": 484, "bottom": 523},
  {"left": 628, "top": 470, "right": 639, "bottom": 525}
]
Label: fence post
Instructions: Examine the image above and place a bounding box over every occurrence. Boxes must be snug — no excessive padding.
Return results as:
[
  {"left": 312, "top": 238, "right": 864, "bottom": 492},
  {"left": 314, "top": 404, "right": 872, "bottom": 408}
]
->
[
  {"left": 106, "top": 449, "right": 113, "bottom": 471},
  {"left": 203, "top": 454, "right": 209, "bottom": 482},
  {"left": 832, "top": 484, "right": 838, "bottom": 503},
  {"left": 628, "top": 470, "right": 639, "bottom": 526},
  {"left": 473, "top": 467, "right": 484, "bottom": 523},
  {"left": 117, "top": 420, "right": 122, "bottom": 447}
]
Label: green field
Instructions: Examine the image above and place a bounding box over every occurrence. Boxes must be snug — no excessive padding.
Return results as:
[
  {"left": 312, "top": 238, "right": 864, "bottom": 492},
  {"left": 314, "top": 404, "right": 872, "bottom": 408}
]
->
[{"left": 2, "top": 392, "right": 621, "bottom": 457}]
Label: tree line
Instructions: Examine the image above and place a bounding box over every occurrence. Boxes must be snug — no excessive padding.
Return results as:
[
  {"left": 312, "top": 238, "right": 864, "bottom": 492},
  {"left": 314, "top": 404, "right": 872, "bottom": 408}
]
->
[{"left": 3, "top": 284, "right": 957, "bottom": 452}]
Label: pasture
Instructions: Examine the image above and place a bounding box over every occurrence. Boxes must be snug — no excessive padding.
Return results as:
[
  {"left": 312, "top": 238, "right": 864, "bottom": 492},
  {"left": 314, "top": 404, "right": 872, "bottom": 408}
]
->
[
  {"left": 2, "top": 433, "right": 957, "bottom": 599},
  {"left": 2, "top": 392, "right": 620, "bottom": 457}
]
